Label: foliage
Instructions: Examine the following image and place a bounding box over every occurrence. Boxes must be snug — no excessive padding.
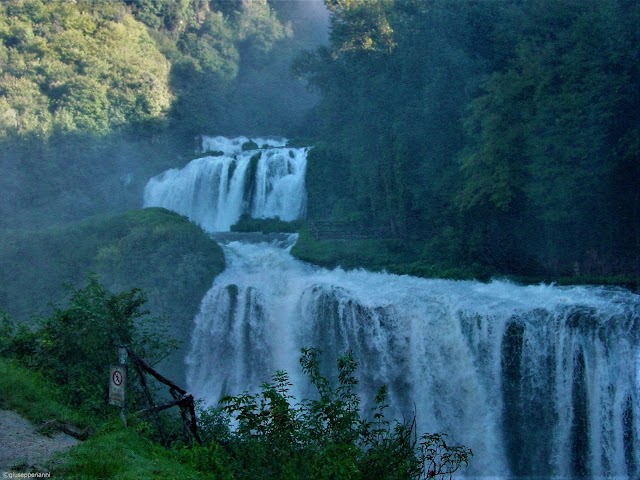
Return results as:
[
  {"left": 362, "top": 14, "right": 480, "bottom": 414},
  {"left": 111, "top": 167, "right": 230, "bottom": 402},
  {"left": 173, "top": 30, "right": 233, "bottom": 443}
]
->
[
  {"left": 0, "top": 357, "right": 88, "bottom": 428},
  {"left": 1, "top": 308, "right": 472, "bottom": 479},
  {"left": 296, "top": 0, "right": 640, "bottom": 279},
  {"left": 0, "top": 0, "right": 312, "bottom": 229},
  {"left": 0, "top": 208, "right": 224, "bottom": 323},
  {"left": 0, "top": 0, "right": 295, "bottom": 139},
  {"left": 92, "top": 208, "right": 225, "bottom": 314},
  {"left": 0, "top": 126, "right": 182, "bottom": 229},
  {"left": 230, "top": 214, "right": 303, "bottom": 233},
  {"left": 203, "top": 348, "right": 472, "bottom": 480},
  {"left": 325, "top": 0, "right": 395, "bottom": 55},
  {"left": 3, "top": 276, "right": 177, "bottom": 416},
  {"left": 235, "top": 0, "right": 292, "bottom": 61},
  {"left": 459, "top": 0, "right": 640, "bottom": 273},
  {"left": 291, "top": 226, "right": 493, "bottom": 282},
  {"left": 0, "top": 208, "right": 225, "bottom": 389},
  {"left": 292, "top": 226, "right": 409, "bottom": 269},
  {"left": 0, "top": 0, "right": 172, "bottom": 137},
  {"left": 0, "top": 332, "right": 210, "bottom": 478},
  {"left": 158, "top": 0, "right": 298, "bottom": 138},
  {"left": 54, "top": 425, "right": 211, "bottom": 479}
]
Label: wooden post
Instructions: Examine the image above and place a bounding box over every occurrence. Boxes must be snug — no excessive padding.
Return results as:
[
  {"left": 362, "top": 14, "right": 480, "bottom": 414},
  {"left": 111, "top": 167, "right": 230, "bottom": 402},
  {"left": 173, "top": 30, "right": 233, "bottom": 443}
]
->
[
  {"left": 131, "top": 354, "right": 168, "bottom": 443},
  {"left": 125, "top": 347, "right": 201, "bottom": 444},
  {"left": 118, "top": 346, "right": 127, "bottom": 427}
]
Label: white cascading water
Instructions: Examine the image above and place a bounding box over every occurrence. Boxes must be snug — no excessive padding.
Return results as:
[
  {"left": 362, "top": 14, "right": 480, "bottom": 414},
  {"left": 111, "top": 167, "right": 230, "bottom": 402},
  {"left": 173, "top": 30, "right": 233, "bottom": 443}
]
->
[
  {"left": 185, "top": 236, "right": 639, "bottom": 479},
  {"left": 144, "top": 137, "right": 639, "bottom": 479},
  {"left": 143, "top": 136, "right": 307, "bottom": 231}
]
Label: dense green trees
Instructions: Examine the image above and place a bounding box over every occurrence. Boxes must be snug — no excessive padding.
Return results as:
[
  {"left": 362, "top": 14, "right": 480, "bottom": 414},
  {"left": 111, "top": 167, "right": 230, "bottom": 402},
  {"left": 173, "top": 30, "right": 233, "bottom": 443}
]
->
[
  {"left": 0, "top": 0, "right": 311, "bottom": 228},
  {"left": 0, "top": 0, "right": 300, "bottom": 139},
  {"left": 1, "top": 277, "right": 176, "bottom": 414},
  {"left": 3, "top": 0, "right": 637, "bottom": 278},
  {"left": 0, "top": 0, "right": 172, "bottom": 136},
  {"left": 0, "top": 0, "right": 173, "bottom": 227},
  {"left": 458, "top": 0, "right": 640, "bottom": 273},
  {"left": 297, "top": 0, "right": 640, "bottom": 278}
]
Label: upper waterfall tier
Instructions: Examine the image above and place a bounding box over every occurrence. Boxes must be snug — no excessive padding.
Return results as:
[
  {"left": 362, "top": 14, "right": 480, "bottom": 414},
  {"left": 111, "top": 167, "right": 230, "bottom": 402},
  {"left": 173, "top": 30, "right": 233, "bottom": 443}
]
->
[{"left": 143, "top": 136, "right": 308, "bottom": 232}]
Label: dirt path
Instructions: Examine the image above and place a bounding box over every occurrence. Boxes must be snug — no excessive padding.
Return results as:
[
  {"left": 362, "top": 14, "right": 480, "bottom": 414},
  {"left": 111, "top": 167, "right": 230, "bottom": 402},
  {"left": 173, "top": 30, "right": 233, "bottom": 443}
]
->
[{"left": 0, "top": 410, "right": 79, "bottom": 473}]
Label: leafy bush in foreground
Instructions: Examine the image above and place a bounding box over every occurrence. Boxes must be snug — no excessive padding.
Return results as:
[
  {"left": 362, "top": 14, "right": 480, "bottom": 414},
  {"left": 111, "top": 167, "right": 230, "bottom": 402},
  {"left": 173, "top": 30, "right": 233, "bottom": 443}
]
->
[
  {"left": 194, "top": 348, "right": 472, "bottom": 480},
  {"left": 3, "top": 276, "right": 176, "bottom": 417},
  {"left": 1, "top": 281, "right": 471, "bottom": 478}
]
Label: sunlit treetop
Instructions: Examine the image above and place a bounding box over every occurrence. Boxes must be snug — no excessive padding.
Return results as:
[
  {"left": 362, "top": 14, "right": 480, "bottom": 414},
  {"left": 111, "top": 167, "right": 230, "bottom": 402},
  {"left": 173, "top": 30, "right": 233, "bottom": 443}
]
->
[
  {"left": 325, "top": 0, "right": 395, "bottom": 56},
  {"left": 0, "top": 0, "right": 172, "bottom": 137}
]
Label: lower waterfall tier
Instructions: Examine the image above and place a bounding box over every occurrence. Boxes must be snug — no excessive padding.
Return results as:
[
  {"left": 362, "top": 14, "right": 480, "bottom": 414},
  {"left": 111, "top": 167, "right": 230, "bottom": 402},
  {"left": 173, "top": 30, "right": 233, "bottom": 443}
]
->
[{"left": 186, "top": 235, "right": 639, "bottom": 479}]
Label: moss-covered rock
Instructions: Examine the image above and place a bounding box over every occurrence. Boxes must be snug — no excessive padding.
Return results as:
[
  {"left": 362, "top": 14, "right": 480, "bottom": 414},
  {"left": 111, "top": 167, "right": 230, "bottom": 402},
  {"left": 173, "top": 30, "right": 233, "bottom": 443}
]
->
[
  {"left": 241, "top": 140, "right": 259, "bottom": 151},
  {"left": 231, "top": 214, "right": 303, "bottom": 234}
]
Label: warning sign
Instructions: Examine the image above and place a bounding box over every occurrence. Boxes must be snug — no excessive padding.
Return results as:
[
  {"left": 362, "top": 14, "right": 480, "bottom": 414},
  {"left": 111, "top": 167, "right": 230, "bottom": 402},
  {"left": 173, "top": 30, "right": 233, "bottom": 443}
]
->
[
  {"left": 109, "top": 365, "right": 126, "bottom": 407},
  {"left": 112, "top": 369, "right": 123, "bottom": 386}
]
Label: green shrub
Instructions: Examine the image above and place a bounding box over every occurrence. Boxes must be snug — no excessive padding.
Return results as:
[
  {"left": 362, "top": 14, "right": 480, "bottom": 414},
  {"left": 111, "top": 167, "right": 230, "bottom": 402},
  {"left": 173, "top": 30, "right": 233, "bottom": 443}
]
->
[
  {"left": 0, "top": 357, "right": 87, "bottom": 428},
  {"left": 200, "top": 348, "right": 472, "bottom": 480},
  {"left": 230, "top": 214, "right": 303, "bottom": 233},
  {"left": 5, "top": 276, "right": 177, "bottom": 418}
]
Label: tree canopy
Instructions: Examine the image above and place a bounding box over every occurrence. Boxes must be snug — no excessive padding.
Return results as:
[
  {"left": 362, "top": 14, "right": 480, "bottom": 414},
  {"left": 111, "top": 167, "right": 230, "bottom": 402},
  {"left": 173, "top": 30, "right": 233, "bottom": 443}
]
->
[
  {"left": 0, "top": 0, "right": 306, "bottom": 228},
  {"left": 1, "top": 0, "right": 637, "bottom": 278},
  {"left": 0, "top": 0, "right": 172, "bottom": 136},
  {"left": 297, "top": 0, "right": 640, "bottom": 278}
]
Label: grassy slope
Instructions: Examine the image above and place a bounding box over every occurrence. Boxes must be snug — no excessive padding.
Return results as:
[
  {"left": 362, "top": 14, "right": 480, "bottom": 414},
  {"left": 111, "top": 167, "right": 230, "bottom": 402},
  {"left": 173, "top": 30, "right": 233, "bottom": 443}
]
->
[
  {"left": 0, "top": 358, "right": 87, "bottom": 428},
  {"left": 291, "top": 228, "right": 639, "bottom": 289},
  {"left": 0, "top": 207, "right": 224, "bottom": 322},
  {"left": 0, "top": 358, "right": 211, "bottom": 479}
]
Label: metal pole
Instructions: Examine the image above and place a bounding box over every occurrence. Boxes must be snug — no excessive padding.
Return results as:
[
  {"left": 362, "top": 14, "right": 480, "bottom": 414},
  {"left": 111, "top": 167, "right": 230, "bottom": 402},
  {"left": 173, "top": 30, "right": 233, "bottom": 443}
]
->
[{"left": 118, "top": 345, "right": 128, "bottom": 427}]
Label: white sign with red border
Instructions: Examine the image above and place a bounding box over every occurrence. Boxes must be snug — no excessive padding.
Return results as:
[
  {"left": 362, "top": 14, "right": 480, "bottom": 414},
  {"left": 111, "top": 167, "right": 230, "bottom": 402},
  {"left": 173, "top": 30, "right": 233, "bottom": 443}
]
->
[{"left": 109, "top": 365, "right": 126, "bottom": 407}]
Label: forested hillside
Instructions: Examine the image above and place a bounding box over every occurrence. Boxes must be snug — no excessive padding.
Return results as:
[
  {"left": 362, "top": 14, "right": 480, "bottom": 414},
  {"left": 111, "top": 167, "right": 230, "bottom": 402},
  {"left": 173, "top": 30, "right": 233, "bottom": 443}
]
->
[
  {"left": 2, "top": 0, "right": 638, "bottom": 278},
  {"left": 1, "top": 3, "right": 638, "bottom": 478},
  {"left": 296, "top": 0, "right": 639, "bottom": 279},
  {"left": 0, "top": 207, "right": 225, "bottom": 382},
  {"left": 0, "top": 0, "right": 316, "bottom": 374},
  {"left": 0, "top": 0, "right": 317, "bottom": 228}
]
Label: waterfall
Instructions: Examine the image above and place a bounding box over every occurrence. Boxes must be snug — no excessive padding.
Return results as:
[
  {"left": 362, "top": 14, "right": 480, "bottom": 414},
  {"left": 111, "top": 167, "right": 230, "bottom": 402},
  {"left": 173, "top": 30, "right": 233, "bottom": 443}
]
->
[
  {"left": 185, "top": 235, "right": 640, "bottom": 479},
  {"left": 144, "top": 136, "right": 639, "bottom": 479},
  {"left": 143, "top": 136, "right": 307, "bottom": 231}
]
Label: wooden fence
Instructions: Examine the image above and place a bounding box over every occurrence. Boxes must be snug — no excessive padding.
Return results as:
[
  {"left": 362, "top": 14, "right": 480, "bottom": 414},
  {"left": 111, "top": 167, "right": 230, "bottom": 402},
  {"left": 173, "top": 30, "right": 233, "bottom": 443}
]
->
[{"left": 127, "top": 347, "right": 201, "bottom": 445}]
